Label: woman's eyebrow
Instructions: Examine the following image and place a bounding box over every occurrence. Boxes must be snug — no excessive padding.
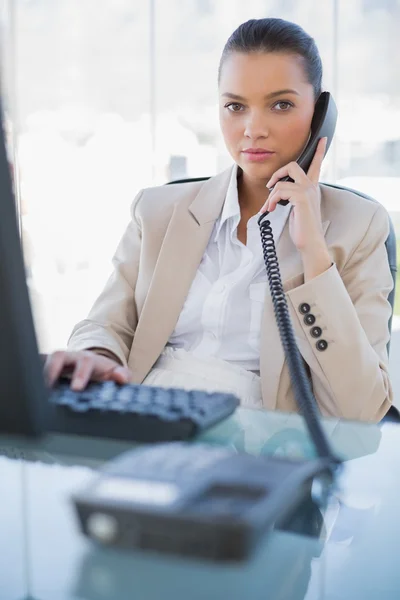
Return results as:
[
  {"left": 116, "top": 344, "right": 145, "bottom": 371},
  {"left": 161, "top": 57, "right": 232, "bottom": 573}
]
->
[{"left": 222, "top": 89, "right": 300, "bottom": 101}]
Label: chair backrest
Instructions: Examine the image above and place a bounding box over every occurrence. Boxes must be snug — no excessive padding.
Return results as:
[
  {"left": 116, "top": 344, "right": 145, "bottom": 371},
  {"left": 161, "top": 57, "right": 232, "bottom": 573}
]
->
[{"left": 167, "top": 177, "right": 397, "bottom": 357}]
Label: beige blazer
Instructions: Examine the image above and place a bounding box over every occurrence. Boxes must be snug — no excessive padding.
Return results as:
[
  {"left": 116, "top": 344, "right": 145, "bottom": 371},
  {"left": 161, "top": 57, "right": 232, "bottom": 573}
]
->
[{"left": 68, "top": 166, "right": 394, "bottom": 422}]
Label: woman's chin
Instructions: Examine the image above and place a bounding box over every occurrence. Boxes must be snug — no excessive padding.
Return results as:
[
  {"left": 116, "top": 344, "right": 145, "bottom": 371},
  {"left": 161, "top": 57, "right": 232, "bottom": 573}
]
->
[{"left": 237, "top": 161, "right": 274, "bottom": 182}]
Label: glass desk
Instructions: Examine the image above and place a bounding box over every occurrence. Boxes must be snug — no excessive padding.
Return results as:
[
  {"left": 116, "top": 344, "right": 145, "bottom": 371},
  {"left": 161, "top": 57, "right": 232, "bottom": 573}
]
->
[{"left": 0, "top": 407, "right": 399, "bottom": 600}]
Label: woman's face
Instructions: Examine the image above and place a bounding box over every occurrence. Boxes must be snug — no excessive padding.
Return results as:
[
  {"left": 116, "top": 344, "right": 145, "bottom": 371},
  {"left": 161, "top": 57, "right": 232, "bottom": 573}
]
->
[{"left": 219, "top": 51, "right": 316, "bottom": 183}]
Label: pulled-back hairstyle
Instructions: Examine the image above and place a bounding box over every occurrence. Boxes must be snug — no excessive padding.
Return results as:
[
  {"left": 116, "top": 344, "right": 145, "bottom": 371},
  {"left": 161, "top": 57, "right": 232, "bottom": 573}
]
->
[{"left": 218, "top": 18, "right": 323, "bottom": 99}]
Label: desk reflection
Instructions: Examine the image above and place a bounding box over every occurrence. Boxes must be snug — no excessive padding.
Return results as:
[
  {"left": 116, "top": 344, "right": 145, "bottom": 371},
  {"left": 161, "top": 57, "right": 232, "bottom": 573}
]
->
[{"left": 0, "top": 409, "right": 386, "bottom": 600}]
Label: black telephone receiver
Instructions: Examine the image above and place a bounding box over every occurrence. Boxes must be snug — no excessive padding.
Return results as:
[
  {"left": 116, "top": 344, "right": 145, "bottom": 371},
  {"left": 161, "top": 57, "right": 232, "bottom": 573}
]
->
[
  {"left": 274, "top": 91, "right": 338, "bottom": 205},
  {"left": 258, "top": 90, "right": 341, "bottom": 467}
]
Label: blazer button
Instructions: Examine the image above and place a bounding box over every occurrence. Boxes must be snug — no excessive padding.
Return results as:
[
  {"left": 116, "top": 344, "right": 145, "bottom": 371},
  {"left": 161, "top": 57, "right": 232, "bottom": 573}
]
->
[
  {"left": 310, "top": 326, "right": 322, "bottom": 338},
  {"left": 304, "top": 314, "right": 316, "bottom": 326},
  {"left": 316, "top": 340, "right": 328, "bottom": 351},
  {"left": 299, "top": 303, "right": 311, "bottom": 314}
]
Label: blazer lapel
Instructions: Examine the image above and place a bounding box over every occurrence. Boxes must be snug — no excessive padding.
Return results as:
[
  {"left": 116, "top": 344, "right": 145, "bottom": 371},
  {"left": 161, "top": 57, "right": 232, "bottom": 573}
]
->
[
  {"left": 129, "top": 167, "right": 233, "bottom": 382},
  {"left": 260, "top": 194, "right": 331, "bottom": 410}
]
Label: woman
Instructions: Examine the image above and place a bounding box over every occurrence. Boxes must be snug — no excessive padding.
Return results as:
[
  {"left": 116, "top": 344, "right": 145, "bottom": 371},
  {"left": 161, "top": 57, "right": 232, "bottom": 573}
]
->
[{"left": 45, "top": 18, "right": 393, "bottom": 421}]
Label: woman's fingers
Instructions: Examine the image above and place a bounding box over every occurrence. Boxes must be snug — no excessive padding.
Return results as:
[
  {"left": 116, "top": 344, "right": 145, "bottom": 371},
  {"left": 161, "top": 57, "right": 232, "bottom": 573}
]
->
[
  {"left": 70, "top": 352, "right": 96, "bottom": 391},
  {"left": 260, "top": 183, "right": 297, "bottom": 213},
  {"left": 71, "top": 357, "right": 132, "bottom": 390},
  {"left": 266, "top": 161, "right": 308, "bottom": 190},
  {"left": 44, "top": 350, "right": 75, "bottom": 387},
  {"left": 104, "top": 366, "right": 132, "bottom": 385},
  {"left": 44, "top": 350, "right": 133, "bottom": 392}
]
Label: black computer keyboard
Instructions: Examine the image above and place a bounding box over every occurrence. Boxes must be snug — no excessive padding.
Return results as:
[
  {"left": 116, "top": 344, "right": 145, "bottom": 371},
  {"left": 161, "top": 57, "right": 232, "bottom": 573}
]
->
[{"left": 48, "top": 378, "right": 239, "bottom": 442}]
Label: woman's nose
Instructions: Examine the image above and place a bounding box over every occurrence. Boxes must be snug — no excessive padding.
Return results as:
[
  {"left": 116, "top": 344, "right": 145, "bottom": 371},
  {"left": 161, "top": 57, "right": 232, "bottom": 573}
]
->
[{"left": 244, "top": 111, "right": 270, "bottom": 140}]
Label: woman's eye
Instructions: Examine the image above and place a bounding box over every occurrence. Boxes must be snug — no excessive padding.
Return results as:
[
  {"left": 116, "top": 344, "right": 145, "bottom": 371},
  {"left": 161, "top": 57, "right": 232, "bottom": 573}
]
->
[
  {"left": 225, "top": 102, "right": 244, "bottom": 112},
  {"left": 273, "top": 101, "right": 293, "bottom": 111}
]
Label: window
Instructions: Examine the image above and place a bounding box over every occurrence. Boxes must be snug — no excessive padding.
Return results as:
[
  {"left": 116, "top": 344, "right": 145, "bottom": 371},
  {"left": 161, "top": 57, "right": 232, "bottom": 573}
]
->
[{"left": 12, "top": 0, "right": 151, "bottom": 351}]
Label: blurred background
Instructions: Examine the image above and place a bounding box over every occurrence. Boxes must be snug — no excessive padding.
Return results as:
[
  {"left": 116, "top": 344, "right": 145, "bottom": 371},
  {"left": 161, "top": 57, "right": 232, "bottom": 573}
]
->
[{"left": 1, "top": 0, "right": 400, "bottom": 360}]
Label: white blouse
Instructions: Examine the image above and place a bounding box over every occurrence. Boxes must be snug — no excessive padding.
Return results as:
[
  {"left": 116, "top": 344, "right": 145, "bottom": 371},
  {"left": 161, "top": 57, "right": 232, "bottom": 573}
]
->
[{"left": 167, "top": 165, "right": 291, "bottom": 372}]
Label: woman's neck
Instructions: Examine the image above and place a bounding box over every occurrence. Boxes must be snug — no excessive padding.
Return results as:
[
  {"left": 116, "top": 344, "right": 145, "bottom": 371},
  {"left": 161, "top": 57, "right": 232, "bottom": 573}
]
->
[{"left": 237, "top": 171, "right": 271, "bottom": 216}]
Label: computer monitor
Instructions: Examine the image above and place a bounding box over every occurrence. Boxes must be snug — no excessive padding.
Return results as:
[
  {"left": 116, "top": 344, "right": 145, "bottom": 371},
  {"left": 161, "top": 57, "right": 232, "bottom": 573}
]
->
[{"left": 0, "top": 94, "right": 48, "bottom": 436}]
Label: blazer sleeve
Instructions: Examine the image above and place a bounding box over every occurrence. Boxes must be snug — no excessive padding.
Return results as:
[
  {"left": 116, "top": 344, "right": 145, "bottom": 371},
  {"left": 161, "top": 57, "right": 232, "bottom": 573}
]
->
[
  {"left": 67, "top": 191, "right": 144, "bottom": 366},
  {"left": 285, "top": 204, "right": 394, "bottom": 422}
]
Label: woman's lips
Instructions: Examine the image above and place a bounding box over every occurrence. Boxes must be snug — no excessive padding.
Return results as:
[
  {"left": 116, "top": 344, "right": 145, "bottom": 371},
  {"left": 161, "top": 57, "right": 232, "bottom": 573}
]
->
[{"left": 242, "top": 149, "right": 276, "bottom": 162}]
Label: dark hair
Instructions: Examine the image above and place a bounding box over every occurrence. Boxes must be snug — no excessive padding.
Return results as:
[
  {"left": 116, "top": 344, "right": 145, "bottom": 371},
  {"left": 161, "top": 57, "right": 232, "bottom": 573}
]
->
[{"left": 218, "top": 18, "right": 323, "bottom": 99}]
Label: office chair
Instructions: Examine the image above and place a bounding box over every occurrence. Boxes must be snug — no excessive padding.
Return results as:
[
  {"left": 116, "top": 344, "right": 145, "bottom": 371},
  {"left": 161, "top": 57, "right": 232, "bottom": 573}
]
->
[{"left": 167, "top": 177, "right": 399, "bottom": 421}]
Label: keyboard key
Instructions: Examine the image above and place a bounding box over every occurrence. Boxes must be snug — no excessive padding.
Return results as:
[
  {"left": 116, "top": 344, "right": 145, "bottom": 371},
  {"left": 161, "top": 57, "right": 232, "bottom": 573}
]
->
[{"left": 49, "top": 378, "right": 239, "bottom": 443}]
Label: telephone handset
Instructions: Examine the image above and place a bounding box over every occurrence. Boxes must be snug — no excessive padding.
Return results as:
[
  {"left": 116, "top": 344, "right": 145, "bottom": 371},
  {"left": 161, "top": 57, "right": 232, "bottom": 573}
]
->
[
  {"left": 258, "top": 91, "right": 341, "bottom": 467},
  {"left": 274, "top": 91, "right": 338, "bottom": 204}
]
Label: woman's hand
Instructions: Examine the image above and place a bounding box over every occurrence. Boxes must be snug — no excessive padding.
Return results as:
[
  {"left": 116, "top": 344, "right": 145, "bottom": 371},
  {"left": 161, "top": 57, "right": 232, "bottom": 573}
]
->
[
  {"left": 261, "top": 137, "right": 332, "bottom": 281},
  {"left": 44, "top": 350, "right": 133, "bottom": 391}
]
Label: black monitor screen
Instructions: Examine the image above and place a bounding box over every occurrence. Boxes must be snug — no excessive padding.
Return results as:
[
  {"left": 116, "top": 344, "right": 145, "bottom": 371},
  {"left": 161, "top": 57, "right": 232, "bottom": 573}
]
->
[{"left": 0, "top": 95, "right": 47, "bottom": 436}]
